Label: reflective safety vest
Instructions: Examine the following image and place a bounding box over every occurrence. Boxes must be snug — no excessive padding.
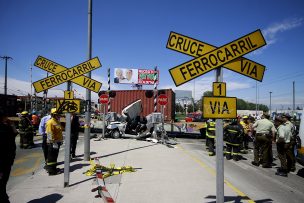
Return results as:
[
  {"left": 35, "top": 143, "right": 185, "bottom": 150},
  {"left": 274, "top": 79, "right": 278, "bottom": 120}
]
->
[
  {"left": 223, "top": 124, "right": 243, "bottom": 146},
  {"left": 18, "top": 116, "right": 33, "bottom": 134},
  {"left": 206, "top": 122, "right": 216, "bottom": 138},
  {"left": 240, "top": 121, "right": 249, "bottom": 135}
]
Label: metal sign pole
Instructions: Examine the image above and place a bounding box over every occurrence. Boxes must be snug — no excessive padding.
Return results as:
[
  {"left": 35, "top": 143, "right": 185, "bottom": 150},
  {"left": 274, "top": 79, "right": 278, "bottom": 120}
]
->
[
  {"left": 215, "top": 67, "right": 224, "bottom": 203},
  {"left": 84, "top": 0, "right": 92, "bottom": 161},
  {"left": 64, "top": 81, "right": 72, "bottom": 187},
  {"left": 161, "top": 105, "right": 165, "bottom": 144},
  {"left": 102, "top": 103, "right": 106, "bottom": 139}
]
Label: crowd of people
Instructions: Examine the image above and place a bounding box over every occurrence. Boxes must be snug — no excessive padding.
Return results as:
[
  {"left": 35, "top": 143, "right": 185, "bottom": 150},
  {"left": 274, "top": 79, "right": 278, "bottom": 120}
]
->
[
  {"left": 205, "top": 113, "right": 298, "bottom": 177},
  {"left": 0, "top": 108, "right": 80, "bottom": 202}
]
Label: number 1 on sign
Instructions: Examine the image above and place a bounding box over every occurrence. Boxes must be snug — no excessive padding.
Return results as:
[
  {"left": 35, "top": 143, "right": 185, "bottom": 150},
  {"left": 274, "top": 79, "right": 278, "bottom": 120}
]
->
[
  {"left": 64, "top": 91, "right": 74, "bottom": 100},
  {"left": 213, "top": 82, "right": 226, "bottom": 97}
]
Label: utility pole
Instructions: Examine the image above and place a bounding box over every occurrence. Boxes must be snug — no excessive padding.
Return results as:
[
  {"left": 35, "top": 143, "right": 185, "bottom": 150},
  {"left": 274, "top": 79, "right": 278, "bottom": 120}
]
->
[
  {"left": 269, "top": 91, "right": 272, "bottom": 116},
  {"left": 30, "top": 63, "right": 33, "bottom": 111},
  {"left": 255, "top": 81, "right": 258, "bottom": 117},
  {"left": 293, "top": 81, "right": 295, "bottom": 113},
  {"left": 0, "top": 56, "right": 13, "bottom": 95},
  {"left": 84, "top": 0, "right": 92, "bottom": 161}
]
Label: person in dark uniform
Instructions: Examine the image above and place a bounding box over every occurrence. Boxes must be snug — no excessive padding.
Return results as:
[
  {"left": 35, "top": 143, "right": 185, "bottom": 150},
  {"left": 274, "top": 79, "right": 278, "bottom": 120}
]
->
[
  {"left": 224, "top": 119, "right": 244, "bottom": 161},
  {"left": 0, "top": 112, "right": 17, "bottom": 203},
  {"left": 18, "top": 111, "right": 34, "bottom": 149},
  {"left": 206, "top": 119, "right": 216, "bottom": 156},
  {"left": 70, "top": 114, "right": 80, "bottom": 159},
  {"left": 251, "top": 114, "right": 276, "bottom": 168}
]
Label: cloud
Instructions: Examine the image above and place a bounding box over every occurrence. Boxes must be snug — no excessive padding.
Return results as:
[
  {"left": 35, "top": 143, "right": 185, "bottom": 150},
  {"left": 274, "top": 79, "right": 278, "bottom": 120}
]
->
[{"left": 254, "top": 17, "right": 303, "bottom": 54}]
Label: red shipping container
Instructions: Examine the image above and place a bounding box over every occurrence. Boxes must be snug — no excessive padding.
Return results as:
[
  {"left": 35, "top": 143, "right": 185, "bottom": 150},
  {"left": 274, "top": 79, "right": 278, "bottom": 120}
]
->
[{"left": 108, "top": 89, "right": 175, "bottom": 121}]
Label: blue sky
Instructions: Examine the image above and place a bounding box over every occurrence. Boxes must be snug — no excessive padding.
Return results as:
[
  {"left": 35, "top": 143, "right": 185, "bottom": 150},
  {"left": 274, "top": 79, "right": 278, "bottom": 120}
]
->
[{"left": 1, "top": 0, "right": 304, "bottom": 109}]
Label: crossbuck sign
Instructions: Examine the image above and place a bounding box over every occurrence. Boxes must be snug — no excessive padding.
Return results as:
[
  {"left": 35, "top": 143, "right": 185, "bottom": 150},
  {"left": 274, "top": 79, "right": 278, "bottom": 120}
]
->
[
  {"left": 167, "top": 29, "right": 266, "bottom": 86},
  {"left": 33, "top": 56, "right": 102, "bottom": 93}
]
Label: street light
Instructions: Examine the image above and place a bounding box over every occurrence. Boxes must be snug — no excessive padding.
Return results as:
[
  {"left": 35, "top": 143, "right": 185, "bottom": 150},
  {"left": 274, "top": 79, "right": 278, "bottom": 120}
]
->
[{"left": 269, "top": 91, "right": 272, "bottom": 116}]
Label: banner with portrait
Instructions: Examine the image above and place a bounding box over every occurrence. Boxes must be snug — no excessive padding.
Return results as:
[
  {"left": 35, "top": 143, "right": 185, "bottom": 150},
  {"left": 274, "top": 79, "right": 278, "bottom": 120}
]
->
[{"left": 113, "top": 68, "right": 159, "bottom": 85}]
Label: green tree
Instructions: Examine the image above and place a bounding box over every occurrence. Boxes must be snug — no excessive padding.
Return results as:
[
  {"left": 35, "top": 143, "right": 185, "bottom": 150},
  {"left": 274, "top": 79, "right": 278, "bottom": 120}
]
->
[
  {"left": 203, "top": 91, "right": 213, "bottom": 96},
  {"left": 237, "top": 98, "right": 247, "bottom": 110}
]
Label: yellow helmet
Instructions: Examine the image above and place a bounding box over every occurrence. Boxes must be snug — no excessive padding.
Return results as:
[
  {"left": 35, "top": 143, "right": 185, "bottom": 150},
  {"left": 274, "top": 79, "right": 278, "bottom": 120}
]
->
[
  {"left": 21, "top": 111, "right": 28, "bottom": 115},
  {"left": 51, "top": 108, "right": 57, "bottom": 114},
  {"left": 243, "top": 116, "right": 249, "bottom": 119}
]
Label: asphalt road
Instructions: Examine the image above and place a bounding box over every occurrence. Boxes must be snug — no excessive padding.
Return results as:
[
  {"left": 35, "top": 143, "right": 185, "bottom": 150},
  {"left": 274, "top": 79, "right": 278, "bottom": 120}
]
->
[
  {"left": 8, "top": 135, "right": 304, "bottom": 202},
  {"left": 177, "top": 137, "right": 304, "bottom": 203}
]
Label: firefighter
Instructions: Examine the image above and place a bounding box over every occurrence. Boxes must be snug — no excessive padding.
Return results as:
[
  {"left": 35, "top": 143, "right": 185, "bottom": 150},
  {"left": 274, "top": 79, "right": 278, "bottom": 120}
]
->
[
  {"left": 251, "top": 114, "right": 276, "bottom": 168},
  {"left": 224, "top": 119, "right": 244, "bottom": 161},
  {"left": 240, "top": 116, "right": 250, "bottom": 153},
  {"left": 282, "top": 114, "right": 296, "bottom": 172},
  {"left": 206, "top": 119, "right": 216, "bottom": 156},
  {"left": 45, "top": 108, "right": 63, "bottom": 175},
  {"left": 18, "top": 111, "right": 34, "bottom": 149}
]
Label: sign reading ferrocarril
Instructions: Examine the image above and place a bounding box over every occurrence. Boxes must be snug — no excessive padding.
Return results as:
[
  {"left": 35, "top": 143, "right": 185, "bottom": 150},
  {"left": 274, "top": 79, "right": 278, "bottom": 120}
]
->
[
  {"left": 166, "top": 32, "right": 265, "bottom": 82},
  {"left": 34, "top": 56, "right": 102, "bottom": 93},
  {"left": 33, "top": 57, "right": 101, "bottom": 93},
  {"left": 169, "top": 29, "right": 266, "bottom": 86}
]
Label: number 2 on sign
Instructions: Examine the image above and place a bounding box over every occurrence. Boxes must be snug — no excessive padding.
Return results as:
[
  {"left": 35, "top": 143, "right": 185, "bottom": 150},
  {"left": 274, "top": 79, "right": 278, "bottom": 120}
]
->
[{"left": 213, "top": 82, "right": 226, "bottom": 97}]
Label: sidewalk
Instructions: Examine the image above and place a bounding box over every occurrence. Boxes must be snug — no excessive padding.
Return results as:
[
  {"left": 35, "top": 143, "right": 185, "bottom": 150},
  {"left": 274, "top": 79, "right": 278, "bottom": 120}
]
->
[{"left": 8, "top": 138, "right": 241, "bottom": 203}]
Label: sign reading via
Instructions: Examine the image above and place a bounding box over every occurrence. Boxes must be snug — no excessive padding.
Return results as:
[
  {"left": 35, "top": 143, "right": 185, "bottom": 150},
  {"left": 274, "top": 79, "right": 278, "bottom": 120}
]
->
[
  {"left": 203, "top": 97, "right": 237, "bottom": 119},
  {"left": 34, "top": 56, "right": 102, "bottom": 93},
  {"left": 33, "top": 57, "right": 102, "bottom": 93},
  {"left": 168, "top": 30, "right": 266, "bottom": 86},
  {"left": 166, "top": 32, "right": 265, "bottom": 82},
  {"left": 213, "top": 82, "right": 226, "bottom": 97}
]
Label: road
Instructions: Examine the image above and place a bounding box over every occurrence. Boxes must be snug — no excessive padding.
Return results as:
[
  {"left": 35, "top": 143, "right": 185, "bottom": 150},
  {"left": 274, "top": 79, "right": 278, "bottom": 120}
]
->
[
  {"left": 177, "top": 137, "right": 304, "bottom": 203},
  {"left": 8, "top": 134, "right": 304, "bottom": 202}
]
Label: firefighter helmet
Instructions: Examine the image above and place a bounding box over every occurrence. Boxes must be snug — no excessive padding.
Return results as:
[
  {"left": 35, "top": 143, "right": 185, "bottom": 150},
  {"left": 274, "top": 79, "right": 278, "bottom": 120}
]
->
[{"left": 21, "top": 111, "right": 28, "bottom": 115}]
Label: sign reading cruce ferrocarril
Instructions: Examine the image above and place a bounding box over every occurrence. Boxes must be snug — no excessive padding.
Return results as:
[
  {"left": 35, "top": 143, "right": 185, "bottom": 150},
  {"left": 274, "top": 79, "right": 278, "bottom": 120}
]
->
[
  {"left": 33, "top": 57, "right": 102, "bottom": 93},
  {"left": 168, "top": 29, "right": 266, "bottom": 86},
  {"left": 34, "top": 56, "right": 102, "bottom": 93}
]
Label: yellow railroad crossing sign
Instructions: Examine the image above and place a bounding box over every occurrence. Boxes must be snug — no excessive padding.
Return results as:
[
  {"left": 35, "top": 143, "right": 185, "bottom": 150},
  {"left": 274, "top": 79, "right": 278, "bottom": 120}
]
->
[
  {"left": 64, "top": 91, "right": 74, "bottom": 100},
  {"left": 56, "top": 99, "right": 81, "bottom": 113},
  {"left": 33, "top": 56, "right": 102, "bottom": 93},
  {"left": 213, "top": 82, "right": 226, "bottom": 97},
  {"left": 168, "top": 29, "right": 266, "bottom": 86},
  {"left": 203, "top": 97, "right": 237, "bottom": 119}
]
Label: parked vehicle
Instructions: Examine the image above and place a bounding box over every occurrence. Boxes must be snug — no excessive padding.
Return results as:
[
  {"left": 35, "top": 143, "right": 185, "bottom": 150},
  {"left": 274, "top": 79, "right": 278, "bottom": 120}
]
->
[{"left": 185, "top": 112, "right": 203, "bottom": 122}]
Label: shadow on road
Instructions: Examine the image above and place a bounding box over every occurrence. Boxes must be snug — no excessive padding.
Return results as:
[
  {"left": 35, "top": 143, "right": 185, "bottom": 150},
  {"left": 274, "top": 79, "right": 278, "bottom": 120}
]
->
[
  {"left": 205, "top": 195, "right": 273, "bottom": 203},
  {"left": 297, "top": 168, "right": 304, "bottom": 178},
  {"left": 94, "top": 143, "right": 158, "bottom": 159},
  {"left": 27, "top": 193, "right": 63, "bottom": 203}
]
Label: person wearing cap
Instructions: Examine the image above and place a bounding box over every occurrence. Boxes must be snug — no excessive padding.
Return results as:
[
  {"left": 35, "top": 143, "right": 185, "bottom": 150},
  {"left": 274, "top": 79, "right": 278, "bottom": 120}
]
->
[
  {"left": 18, "top": 111, "right": 34, "bottom": 149},
  {"left": 282, "top": 114, "right": 296, "bottom": 172},
  {"left": 240, "top": 116, "right": 250, "bottom": 153},
  {"left": 206, "top": 119, "right": 216, "bottom": 156},
  {"left": 224, "top": 119, "right": 244, "bottom": 161},
  {"left": 0, "top": 112, "right": 18, "bottom": 203},
  {"left": 251, "top": 113, "right": 276, "bottom": 168},
  {"left": 45, "top": 108, "right": 63, "bottom": 175},
  {"left": 274, "top": 116, "right": 292, "bottom": 177}
]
